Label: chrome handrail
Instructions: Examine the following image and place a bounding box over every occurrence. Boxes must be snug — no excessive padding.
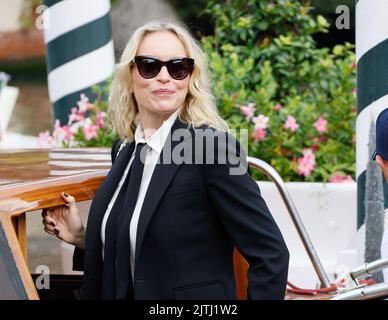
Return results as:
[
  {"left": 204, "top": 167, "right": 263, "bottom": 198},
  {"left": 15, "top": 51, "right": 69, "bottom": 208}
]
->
[
  {"left": 248, "top": 156, "right": 332, "bottom": 288},
  {"left": 330, "top": 283, "right": 388, "bottom": 300},
  {"left": 328, "top": 258, "right": 388, "bottom": 300},
  {"left": 350, "top": 258, "right": 388, "bottom": 281}
]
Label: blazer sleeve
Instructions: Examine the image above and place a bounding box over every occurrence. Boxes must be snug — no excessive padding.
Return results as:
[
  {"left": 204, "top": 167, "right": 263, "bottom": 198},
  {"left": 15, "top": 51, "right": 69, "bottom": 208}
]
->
[
  {"left": 72, "top": 138, "right": 122, "bottom": 271},
  {"left": 202, "top": 132, "right": 289, "bottom": 300}
]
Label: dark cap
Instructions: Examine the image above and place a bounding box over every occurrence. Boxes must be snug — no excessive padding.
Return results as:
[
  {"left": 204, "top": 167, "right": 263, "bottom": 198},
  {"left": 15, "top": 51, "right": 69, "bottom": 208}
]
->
[{"left": 372, "top": 108, "right": 388, "bottom": 161}]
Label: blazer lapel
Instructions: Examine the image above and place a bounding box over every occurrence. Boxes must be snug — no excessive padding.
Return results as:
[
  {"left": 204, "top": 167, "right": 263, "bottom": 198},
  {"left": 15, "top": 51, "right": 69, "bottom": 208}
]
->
[
  {"left": 85, "top": 142, "right": 135, "bottom": 253},
  {"left": 134, "top": 118, "right": 192, "bottom": 268}
]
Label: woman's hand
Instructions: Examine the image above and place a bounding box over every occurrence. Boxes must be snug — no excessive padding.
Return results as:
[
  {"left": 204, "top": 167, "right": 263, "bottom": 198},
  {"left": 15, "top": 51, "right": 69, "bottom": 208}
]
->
[{"left": 42, "top": 192, "right": 85, "bottom": 249}]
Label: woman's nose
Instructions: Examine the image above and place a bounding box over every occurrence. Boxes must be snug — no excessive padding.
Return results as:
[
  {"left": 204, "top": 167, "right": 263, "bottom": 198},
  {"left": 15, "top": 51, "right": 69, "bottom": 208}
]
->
[{"left": 157, "top": 65, "right": 171, "bottom": 82}]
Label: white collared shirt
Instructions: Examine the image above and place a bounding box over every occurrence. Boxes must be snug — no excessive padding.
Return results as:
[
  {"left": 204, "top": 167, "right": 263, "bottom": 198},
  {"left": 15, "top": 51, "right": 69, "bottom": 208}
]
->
[{"left": 101, "top": 108, "right": 180, "bottom": 279}]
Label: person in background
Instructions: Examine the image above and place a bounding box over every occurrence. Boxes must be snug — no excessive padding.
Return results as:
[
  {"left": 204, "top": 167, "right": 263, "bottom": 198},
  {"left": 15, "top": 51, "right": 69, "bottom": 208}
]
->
[
  {"left": 372, "top": 108, "right": 388, "bottom": 181},
  {"left": 372, "top": 107, "right": 388, "bottom": 283}
]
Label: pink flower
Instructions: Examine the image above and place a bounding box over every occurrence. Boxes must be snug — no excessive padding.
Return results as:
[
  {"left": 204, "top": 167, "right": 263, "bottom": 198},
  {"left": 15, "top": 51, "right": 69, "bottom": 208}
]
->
[
  {"left": 284, "top": 116, "right": 299, "bottom": 132},
  {"left": 96, "top": 111, "right": 106, "bottom": 128},
  {"left": 351, "top": 61, "right": 356, "bottom": 70},
  {"left": 83, "top": 123, "right": 99, "bottom": 140},
  {"left": 77, "top": 93, "right": 94, "bottom": 113},
  {"left": 274, "top": 104, "right": 283, "bottom": 111},
  {"left": 298, "top": 148, "right": 316, "bottom": 177},
  {"left": 53, "top": 119, "right": 63, "bottom": 139},
  {"left": 62, "top": 125, "right": 73, "bottom": 142},
  {"left": 53, "top": 120, "right": 73, "bottom": 142},
  {"left": 68, "top": 107, "right": 85, "bottom": 125},
  {"left": 314, "top": 117, "right": 328, "bottom": 133},
  {"left": 352, "top": 88, "right": 356, "bottom": 96},
  {"left": 37, "top": 130, "right": 53, "bottom": 148},
  {"left": 252, "top": 127, "right": 267, "bottom": 143},
  {"left": 252, "top": 114, "right": 269, "bottom": 129},
  {"left": 329, "top": 172, "right": 354, "bottom": 183},
  {"left": 239, "top": 103, "right": 256, "bottom": 121}
]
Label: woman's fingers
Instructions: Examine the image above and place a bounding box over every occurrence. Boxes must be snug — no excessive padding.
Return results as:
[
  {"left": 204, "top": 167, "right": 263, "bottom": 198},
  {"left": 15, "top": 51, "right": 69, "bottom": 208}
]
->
[
  {"left": 42, "top": 210, "right": 56, "bottom": 226},
  {"left": 41, "top": 192, "right": 77, "bottom": 239},
  {"left": 43, "top": 225, "right": 56, "bottom": 236},
  {"left": 43, "top": 220, "right": 60, "bottom": 236},
  {"left": 42, "top": 209, "right": 56, "bottom": 237},
  {"left": 61, "top": 192, "right": 76, "bottom": 208},
  {"left": 42, "top": 220, "right": 56, "bottom": 232}
]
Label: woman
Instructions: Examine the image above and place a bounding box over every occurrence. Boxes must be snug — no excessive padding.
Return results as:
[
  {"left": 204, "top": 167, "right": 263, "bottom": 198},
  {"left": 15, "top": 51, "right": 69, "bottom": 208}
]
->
[{"left": 42, "top": 20, "right": 289, "bottom": 300}]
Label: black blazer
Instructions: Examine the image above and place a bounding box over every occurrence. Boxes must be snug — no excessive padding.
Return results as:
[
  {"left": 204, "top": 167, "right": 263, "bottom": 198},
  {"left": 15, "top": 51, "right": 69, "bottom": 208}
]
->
[{"left": 73, "top": 118, "right": 289, "bottom": 300}]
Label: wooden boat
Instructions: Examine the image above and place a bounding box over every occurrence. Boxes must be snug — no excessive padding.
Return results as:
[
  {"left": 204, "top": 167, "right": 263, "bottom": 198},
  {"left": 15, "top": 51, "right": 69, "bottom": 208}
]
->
[{"left": 0, "top": 148, "right": 333, "bottom": 300}]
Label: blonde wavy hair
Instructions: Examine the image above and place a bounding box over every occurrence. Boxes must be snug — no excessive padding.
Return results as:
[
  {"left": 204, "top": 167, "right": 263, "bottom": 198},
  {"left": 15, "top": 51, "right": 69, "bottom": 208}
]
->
[{"left": 107, "top": 20, "right": 229, "bottom": 142}]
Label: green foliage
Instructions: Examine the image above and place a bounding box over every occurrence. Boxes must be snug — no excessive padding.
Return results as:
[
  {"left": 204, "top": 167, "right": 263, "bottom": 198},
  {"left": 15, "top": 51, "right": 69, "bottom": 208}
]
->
[{"left": 201, "top": 0, "right": 356, "bottom": 182}]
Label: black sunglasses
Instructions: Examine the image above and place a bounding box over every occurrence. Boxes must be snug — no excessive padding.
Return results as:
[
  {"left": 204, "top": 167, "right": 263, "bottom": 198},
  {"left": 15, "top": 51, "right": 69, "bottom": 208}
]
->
[{"left": 132, "top": 56, "right": 194, "bottom": 80}]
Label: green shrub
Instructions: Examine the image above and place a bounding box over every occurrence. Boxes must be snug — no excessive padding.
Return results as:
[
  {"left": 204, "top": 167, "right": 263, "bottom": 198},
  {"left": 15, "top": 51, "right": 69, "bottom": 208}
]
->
[{"left": 201, "top": 0, "right": 356, "bottom": 182}]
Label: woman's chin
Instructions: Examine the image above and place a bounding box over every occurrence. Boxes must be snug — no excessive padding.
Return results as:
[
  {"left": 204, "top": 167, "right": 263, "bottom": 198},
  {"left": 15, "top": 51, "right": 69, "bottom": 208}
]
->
[{"left": 153, "top": 102, "right": 179, "bottom": 113}]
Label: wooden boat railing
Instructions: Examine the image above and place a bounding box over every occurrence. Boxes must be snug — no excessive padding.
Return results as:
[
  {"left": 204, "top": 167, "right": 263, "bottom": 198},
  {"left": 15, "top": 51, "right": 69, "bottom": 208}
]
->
[
  {"left": 0, "top": 148, "right": 111, "bottom": 299},
  {"left": 0, "top": 169, "right": 109, "bottom": 299},
  {"left": 0, "top": 149, "right": 332, "bottom": 299}
]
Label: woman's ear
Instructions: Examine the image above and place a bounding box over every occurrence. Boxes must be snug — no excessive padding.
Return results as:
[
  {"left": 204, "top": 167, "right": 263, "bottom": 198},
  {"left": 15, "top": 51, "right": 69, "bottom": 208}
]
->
[
  {"left": 376, "top": 155, "right": 388, "bottom": 178},
  {"left": 376, "top": 154, "right": 385, "bottom": 168}
]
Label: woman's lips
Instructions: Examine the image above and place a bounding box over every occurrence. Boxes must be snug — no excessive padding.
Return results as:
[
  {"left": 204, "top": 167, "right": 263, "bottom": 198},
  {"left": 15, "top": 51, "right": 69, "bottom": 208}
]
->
[{"left": 152, "top": 89, "right": 175, "bottom": 96}]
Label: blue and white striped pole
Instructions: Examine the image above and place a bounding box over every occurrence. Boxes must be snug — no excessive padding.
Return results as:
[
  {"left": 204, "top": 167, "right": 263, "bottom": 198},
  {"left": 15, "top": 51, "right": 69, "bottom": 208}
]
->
[
  {"left": 43, "top": 0, "right": 115, "bottom": 124},
  {"left": 356, "top": 0, "right": 388, "bottom": 266}
]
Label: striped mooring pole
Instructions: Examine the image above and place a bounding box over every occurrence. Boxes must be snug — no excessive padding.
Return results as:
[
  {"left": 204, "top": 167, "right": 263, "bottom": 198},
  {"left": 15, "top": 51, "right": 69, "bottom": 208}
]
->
[
  {"left": 43, "top": 0, "right": 115, "bottom": 124},
  {"left": 356, "top": 0, "right": 388, "bottom": 268}
]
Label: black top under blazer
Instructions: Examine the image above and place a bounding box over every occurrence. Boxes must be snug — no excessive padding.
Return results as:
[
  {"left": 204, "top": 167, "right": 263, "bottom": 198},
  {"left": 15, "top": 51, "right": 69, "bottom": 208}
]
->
[{"left": 73, "top": 117, "right": 289, "bottom": 300}]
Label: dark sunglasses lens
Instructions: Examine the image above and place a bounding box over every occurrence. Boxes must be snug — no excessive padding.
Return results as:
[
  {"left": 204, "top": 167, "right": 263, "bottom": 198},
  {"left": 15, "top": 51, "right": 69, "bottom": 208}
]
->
[
  {"left": 137, "top": 58, "right": 160, "bottom": 78},
  {"left": 168, "top": 59, "right": 192, "bottom": 80}
]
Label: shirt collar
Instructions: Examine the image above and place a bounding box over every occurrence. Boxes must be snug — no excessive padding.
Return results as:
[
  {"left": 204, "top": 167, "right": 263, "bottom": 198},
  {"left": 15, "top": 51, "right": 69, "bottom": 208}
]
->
[{"left": 134, "top": 108, "right": 180, "bottom": 154}]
